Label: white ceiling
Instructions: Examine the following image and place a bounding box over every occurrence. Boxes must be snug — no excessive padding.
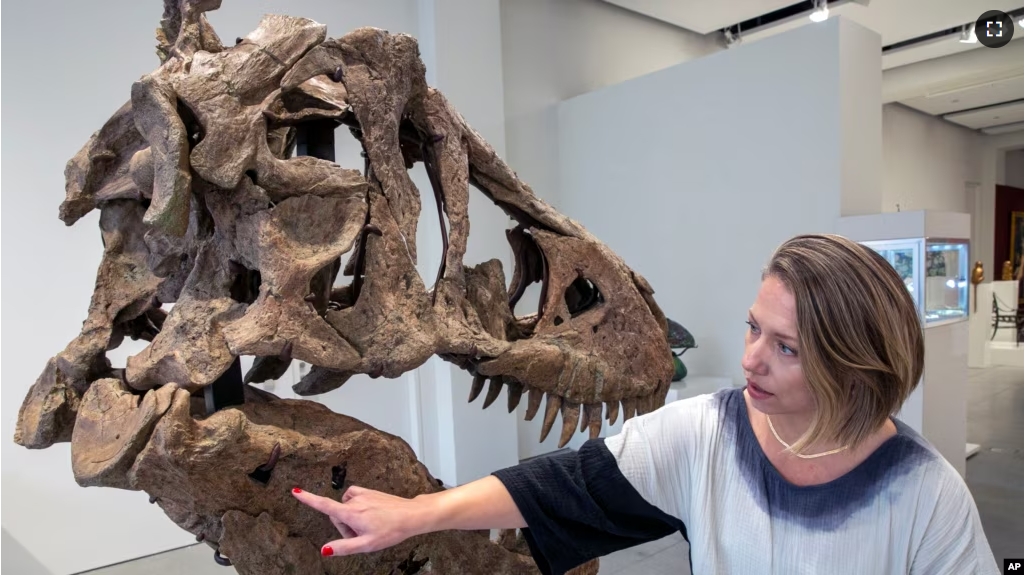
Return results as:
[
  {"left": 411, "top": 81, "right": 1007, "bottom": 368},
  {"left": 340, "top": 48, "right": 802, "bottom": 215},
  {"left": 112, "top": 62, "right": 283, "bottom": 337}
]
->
[
  {"left": 944, "top": 100, "right": 1024, "bottom": 129},
  {"left": 601, "top": 0, "right": 1025, "bottom": 133},
  {"left": 600, "top": 0, "right": 800, "bottom": 35},
  {"left": 603, "top": 0, "right": 1022, "bottom": 44},
  {"left": 900, "top": 75, "right": 1023, "bottom": 116}
]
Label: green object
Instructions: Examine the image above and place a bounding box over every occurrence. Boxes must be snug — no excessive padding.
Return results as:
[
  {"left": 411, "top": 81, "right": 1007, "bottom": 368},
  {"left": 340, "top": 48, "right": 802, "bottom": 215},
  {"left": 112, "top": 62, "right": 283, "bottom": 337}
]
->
[
  {"left": 666, "top": 318, "right": 697, "bottom": 382},
  {"left": 672, "top": 354, "right": 688, "bottom": 381}
]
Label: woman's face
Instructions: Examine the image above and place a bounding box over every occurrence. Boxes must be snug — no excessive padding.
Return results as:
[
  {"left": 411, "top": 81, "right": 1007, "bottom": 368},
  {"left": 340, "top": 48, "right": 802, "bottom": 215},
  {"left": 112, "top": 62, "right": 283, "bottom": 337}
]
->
[{"left": 741, "top": 275, "right": 816, "bottom": 416}]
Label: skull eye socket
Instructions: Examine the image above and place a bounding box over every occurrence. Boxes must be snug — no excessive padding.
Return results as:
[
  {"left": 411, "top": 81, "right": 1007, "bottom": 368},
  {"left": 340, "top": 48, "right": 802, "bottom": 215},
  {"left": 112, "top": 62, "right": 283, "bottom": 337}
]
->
[
  {"left": 228, "top": 261, "right": 262, "bottom": 304},
  {"left": 565, "top": 276, "right": 603, "bottom": 319}
]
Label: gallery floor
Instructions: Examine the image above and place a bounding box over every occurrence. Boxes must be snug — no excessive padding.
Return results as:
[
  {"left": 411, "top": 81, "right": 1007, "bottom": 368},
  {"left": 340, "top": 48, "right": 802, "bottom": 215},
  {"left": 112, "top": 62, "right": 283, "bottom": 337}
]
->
[{"left": 83, "top": 366, "right": 1023, "bottom": 574}]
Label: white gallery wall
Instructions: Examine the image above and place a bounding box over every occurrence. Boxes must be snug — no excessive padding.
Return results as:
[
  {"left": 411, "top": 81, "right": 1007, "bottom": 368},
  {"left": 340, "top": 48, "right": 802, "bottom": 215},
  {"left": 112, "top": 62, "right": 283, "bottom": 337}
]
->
[
  {"left": 516, "top": 17, "right": 884, "bottom": 459},
  {"left": 499, "top": 0, "right": 719, "bottom": 210},
  {"left": 878, "top": 103, "right": 1022, "bottom": 289},
  {"left": 881, "top": 103, "right": 982, "bottom": 214},
  {"left": 1006, "top": 149, "right": 1024, "bottom": 189},
  {"left": 500, "top": 0, "right": 721, "bottom": 458}
]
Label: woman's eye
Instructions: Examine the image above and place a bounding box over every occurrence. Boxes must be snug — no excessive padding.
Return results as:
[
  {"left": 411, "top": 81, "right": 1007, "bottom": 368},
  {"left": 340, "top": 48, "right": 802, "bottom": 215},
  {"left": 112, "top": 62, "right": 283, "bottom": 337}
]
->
[
  {"left": 745, "top": 320, "right": 760, "bottom": 334},
  {"left": 779, "top": 343, "right": 797, "bottom": 356}
]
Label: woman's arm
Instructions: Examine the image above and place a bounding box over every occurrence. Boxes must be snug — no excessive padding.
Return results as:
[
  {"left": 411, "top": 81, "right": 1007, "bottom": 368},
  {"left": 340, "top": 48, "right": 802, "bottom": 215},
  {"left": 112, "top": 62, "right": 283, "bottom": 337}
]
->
[
  {"left": 417, "top": 475, "right": 527, "bottom": 532},
  {"left": 291, "top": 475, "right": 524, "bottom": 556}
]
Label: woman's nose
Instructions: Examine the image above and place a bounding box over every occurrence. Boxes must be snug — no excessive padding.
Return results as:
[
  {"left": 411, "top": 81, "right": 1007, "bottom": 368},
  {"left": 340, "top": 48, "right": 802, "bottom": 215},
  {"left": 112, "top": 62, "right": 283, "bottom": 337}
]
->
[{"left": 741, "top": 338, "right": 766, "bottom": 374}]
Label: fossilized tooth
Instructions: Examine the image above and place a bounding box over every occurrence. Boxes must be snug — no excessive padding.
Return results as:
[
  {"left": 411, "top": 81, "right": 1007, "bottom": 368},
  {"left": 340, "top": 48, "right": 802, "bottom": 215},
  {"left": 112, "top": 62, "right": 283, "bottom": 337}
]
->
[
  {"left": 71, "top": 379, "right": 178, "bottom": 489},
  {"left": 641, "top": 394, "right": 656, "bottom": 415},
  {"left": 558, "top": 402, "right": 581, "bottom": 449},
  {"left": 635, "top": 395, "right": 649, "bottom": 416},
  {"left": 482, "top": 377, "right": 504, "bottom": 410},
  {"left": 540, "top": 394, "right": 562, "bottom": 443},
  {"left": 583, "top": 403, "right": 602, "bottom": 439},
  {"left": 524, "top": 387, "right": 543, "bottom": 421},
  {"left": 579, "top": 403, "right": 591, "bottom": 433},
  {"left": 645, "top": 393, "right": 658, "bottom": 414},
  {"left": 506, "top": 380, "right": 524, "bottom": 413},
  {"left": 606, "top": 400, "right": 619, "bottom": 426},
  {"left": 622, "top": 398, "right": 637, "bottom": 421},
  {"left": 468, "top": 374, "right": 486, "bottom": 403},
  {"left": 582, "top": 401, "right": 602, "bottom": 432},
  {"left": 243, "top": 356, "right": 292, "bottom": 385},
  {"left": 291, "top": 365, "right": 353, "bottom": 396}
]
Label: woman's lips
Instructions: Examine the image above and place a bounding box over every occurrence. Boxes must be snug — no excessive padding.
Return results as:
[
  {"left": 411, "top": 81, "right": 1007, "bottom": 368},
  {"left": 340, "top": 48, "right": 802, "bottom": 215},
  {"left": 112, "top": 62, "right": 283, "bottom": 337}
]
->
[{"left": 746, "top": 379, "right": 773, "bottom": 399}]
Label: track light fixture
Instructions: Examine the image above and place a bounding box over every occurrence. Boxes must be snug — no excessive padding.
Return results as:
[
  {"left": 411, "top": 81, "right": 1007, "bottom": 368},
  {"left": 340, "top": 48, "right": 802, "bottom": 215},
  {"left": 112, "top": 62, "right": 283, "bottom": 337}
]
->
[
  {"left": 809, "top": 0, "right": 829, "bottom": 23},
  {"left": 959, "top": 23, "right": 977, "bottom": 43},
  {"left": 723, "top": 27, "right": 741, "bottom": 48}
]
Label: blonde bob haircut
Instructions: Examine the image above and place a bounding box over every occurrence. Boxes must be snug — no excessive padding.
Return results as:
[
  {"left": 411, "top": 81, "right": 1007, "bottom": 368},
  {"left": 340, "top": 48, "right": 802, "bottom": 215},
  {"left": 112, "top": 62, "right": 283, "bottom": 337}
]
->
[{"left": 763, "top": 234, "right": 924, "bottom": 455}]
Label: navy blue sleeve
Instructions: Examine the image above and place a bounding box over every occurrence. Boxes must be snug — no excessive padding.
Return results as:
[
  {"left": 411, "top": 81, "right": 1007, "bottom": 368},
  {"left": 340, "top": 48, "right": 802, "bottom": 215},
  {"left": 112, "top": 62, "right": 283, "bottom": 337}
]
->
[{"left": 492, "top": 438, "right": 687, "bottom": 575}]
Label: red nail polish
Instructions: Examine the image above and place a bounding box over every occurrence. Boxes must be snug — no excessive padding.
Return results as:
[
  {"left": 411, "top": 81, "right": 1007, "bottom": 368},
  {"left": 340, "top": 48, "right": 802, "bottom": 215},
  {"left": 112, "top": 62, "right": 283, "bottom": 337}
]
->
[
  {"left": 292, "top": 487, "right": 302, "bottom": 494},
  {"left": 321, "top": 546, "right": 334, "bottom": 557}
]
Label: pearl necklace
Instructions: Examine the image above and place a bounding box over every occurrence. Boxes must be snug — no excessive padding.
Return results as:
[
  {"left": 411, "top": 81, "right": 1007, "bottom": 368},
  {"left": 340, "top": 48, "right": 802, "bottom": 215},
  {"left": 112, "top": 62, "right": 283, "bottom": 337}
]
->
[{"left": 766, "top": 415, "right": 849, "bottom": 459}]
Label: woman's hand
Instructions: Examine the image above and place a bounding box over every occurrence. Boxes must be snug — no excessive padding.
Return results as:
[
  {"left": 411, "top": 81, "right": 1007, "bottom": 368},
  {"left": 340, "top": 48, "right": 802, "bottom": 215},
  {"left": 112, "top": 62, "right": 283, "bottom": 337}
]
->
[
  {"left": 291, "top": 485, "right": 429, "bottom": 557},
  {"left": 292, "top": 475, "right": 525, "bottom": 558}
]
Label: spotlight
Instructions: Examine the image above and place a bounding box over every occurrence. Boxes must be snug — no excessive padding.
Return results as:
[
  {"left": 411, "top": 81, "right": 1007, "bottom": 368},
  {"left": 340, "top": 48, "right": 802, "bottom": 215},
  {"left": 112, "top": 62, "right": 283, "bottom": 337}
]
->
[
  {"left": 723, "top": 28, "right": 741, "bottom": 48},
  {"left": 809, "top": 0, "right": 829, "bottom": 22},
  {"left": 959, "top": 23, "right": 977, "bottom": 43}
]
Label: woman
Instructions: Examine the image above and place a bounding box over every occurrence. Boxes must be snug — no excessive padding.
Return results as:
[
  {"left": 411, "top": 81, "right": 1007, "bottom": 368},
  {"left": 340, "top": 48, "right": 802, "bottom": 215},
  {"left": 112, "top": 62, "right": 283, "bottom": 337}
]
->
[{"left": 292, "top": 234, "right": 1000, "bottom": 574}]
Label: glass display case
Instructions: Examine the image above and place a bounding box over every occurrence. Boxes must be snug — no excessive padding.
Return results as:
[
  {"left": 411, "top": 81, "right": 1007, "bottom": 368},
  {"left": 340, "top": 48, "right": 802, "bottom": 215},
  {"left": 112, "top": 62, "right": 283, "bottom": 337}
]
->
[{"left": 861, "top": 237, "right": 969, "bottom": 326}]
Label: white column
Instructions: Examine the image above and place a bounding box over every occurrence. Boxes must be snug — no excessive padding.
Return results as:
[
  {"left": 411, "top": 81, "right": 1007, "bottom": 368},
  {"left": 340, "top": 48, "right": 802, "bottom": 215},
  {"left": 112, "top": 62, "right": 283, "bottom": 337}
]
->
[
  {"left": 414, "top": 0, "right": 520, "bottom": 486},
  {"left": 838, "top": 18, "right": 882, "bottom": 216}
]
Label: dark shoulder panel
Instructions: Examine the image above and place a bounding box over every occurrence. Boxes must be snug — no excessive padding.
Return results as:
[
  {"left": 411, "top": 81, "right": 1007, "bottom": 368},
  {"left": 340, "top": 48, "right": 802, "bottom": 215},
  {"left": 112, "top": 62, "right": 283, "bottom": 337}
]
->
[
  {"left": 718, "top": 388, "right": 935, "bottom": 531},
  {"left": 493, "top": 439, "right": 688, "bottom": 575}
]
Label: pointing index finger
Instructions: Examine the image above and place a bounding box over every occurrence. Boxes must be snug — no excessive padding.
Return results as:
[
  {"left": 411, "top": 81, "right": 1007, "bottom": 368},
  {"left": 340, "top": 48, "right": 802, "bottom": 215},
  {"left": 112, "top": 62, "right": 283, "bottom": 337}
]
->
[{"left": 291, "top": 487, "right": 344, "bottom": 517}]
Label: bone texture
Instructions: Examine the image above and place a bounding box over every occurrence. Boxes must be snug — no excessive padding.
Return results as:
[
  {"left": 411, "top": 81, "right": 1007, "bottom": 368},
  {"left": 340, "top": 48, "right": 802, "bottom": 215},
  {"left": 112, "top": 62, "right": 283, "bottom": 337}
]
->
[{"left": 15, "top": 3, "right": 671, "bottom": 573}]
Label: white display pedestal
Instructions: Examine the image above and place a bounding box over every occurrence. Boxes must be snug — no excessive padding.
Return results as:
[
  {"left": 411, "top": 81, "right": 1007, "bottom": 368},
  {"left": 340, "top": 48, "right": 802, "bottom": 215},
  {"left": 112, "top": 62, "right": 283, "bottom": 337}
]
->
[
  {"left": 837, "top": 210, "right": 971, "bottom": 478},
  {"left": 968, "top": 283, "right": 994, "bottom": 368}
]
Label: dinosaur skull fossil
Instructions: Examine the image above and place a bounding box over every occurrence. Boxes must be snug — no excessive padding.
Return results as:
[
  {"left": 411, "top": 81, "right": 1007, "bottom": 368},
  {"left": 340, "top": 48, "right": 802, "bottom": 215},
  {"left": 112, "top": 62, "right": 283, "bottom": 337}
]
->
[{"left": 14, "top": 1, "right": 673, "bottom": 572}]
